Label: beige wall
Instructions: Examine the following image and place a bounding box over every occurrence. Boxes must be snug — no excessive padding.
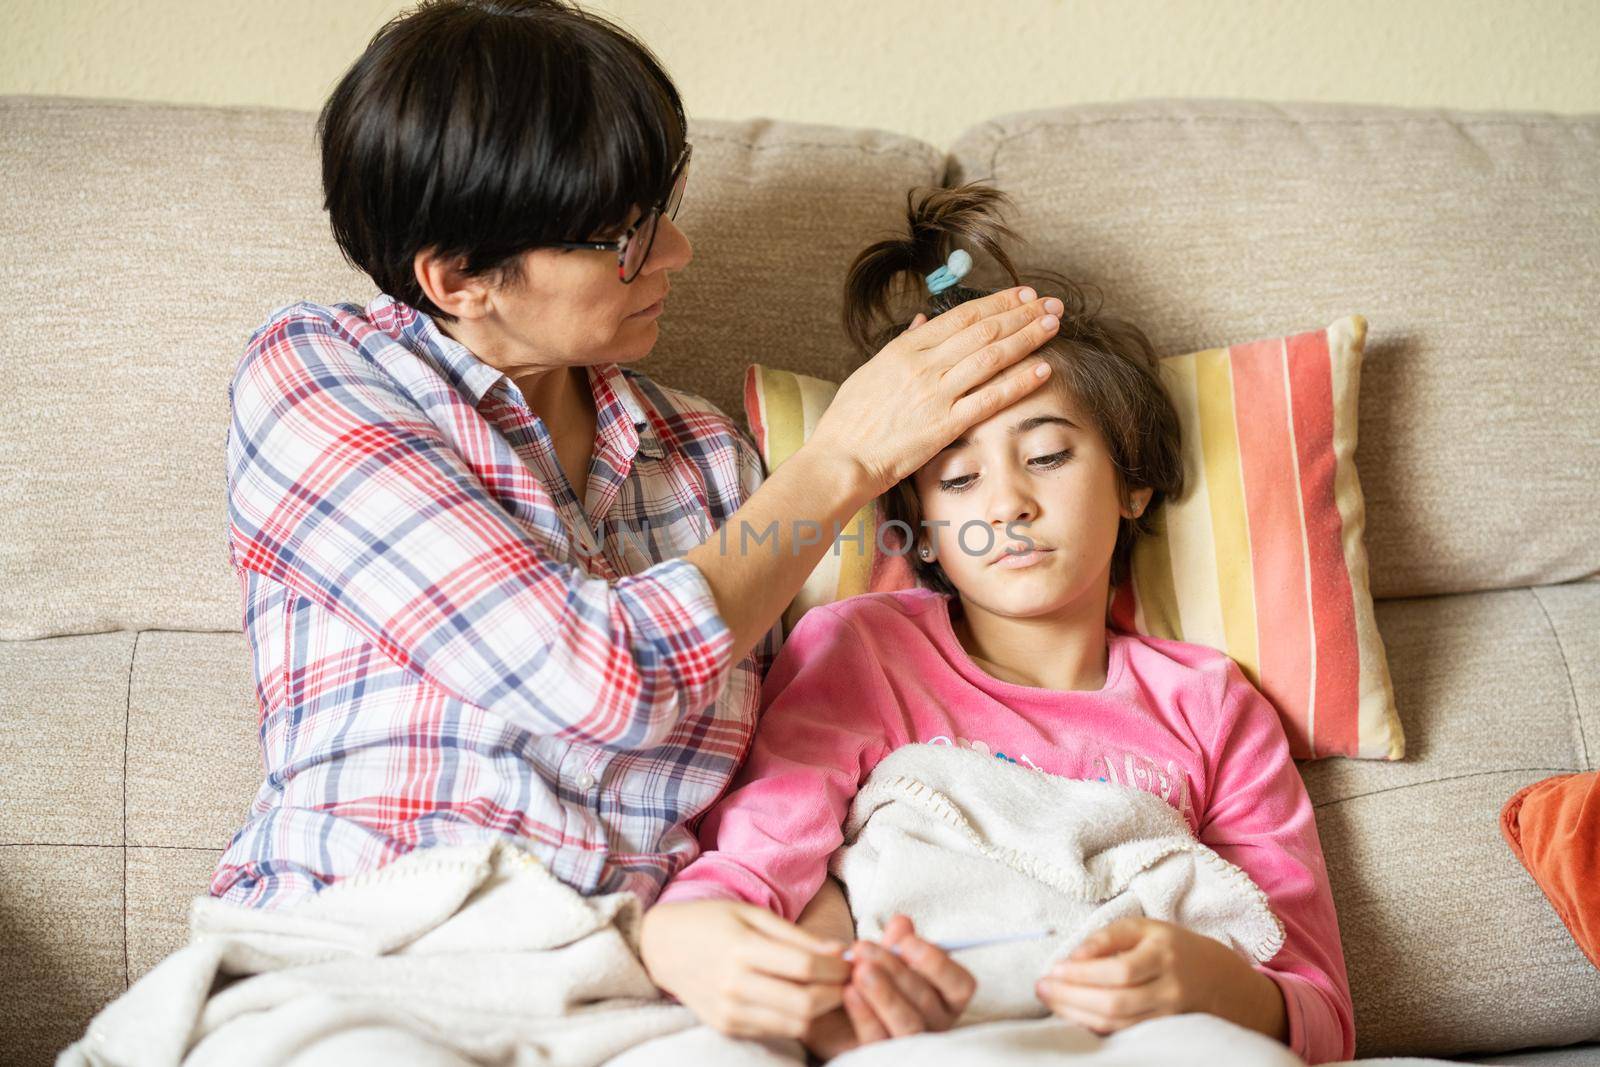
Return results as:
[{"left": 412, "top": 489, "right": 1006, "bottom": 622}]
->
[{"left": 3, "top": 0, "right": 1596, "bottom": 147}]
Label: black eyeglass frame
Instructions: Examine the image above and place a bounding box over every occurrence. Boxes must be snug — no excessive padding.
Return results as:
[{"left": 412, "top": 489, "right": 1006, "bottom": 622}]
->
[{"left": 548, "top": 143, "right": 692, "bottom": 283}]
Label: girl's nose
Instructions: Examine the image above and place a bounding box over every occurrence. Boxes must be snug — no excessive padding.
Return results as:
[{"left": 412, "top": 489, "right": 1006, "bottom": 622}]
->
[{"left": 987, "top": 469, "right": 1037, "bottom": 529}]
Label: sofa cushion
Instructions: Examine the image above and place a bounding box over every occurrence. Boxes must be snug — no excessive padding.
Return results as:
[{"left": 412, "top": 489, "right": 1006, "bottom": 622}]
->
[
  {"left": 948, "top": 99, "right": 1600, "bottom": 601},
  {"left": 0, "top": 631, "right": 135, "bottom": 845},
  {"left": 1302, "top": 584, "right": 1600, "bottom": 1056},
  {"left": 0, "top": 96, "right": 943, "bottom": 639}
]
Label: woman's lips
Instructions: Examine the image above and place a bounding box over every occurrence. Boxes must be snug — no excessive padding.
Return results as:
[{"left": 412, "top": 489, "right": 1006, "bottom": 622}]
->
[
  {"left": 991, "top": 547, "right": 1054, "bottom": 570},
  {"left": 629, "top": 298, "right": 666, "bottom": 319}
]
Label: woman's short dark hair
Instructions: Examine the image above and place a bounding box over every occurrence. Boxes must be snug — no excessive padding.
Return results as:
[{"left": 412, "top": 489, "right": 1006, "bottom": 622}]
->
[
  {"left": 319, "top": 0, "right": 686, "bottom": 318},
  {"left": 843, "top": 184, "right": 1186, "bottom": 592}
]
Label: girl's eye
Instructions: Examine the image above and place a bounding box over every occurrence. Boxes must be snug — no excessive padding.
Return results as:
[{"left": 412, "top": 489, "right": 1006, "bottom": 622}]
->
[
  {"left": 1029, "top": 449, "right": 1073, "bottom": 469},
  {"left": 937, "top": 473, "right": 977, "bottom": 493}
]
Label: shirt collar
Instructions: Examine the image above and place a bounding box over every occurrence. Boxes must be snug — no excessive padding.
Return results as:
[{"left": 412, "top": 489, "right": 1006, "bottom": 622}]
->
[
  {"left": 373, "top": 294, "right": 664, "bottom": 462},
  {"left": 374, "top": 294, "right": 507, "bottom": 407},
  {"left": 589, "top": 362, "right": 666, "bottom": 461}
]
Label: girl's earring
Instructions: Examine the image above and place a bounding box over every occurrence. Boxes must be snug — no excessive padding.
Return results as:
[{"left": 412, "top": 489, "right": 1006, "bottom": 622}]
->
[{"left": 918, "top": 545, "right": 933, "bottom": 561}]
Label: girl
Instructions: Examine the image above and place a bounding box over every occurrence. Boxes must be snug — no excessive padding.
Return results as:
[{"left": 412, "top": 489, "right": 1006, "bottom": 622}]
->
[{"left": 640, "top": 186, "right": 1355, "bottom": 1065}]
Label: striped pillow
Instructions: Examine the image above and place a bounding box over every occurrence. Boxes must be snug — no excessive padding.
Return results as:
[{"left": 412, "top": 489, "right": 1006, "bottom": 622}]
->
[
  {"left": 742, "top": 314, "right": 1403, "bottom": 761},
  {"left": 1109, "top": 316, "right": 1402, "bottom": 761}
]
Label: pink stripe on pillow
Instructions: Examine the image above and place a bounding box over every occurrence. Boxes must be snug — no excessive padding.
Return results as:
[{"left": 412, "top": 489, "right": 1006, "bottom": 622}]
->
[
  {"left": 1286, "top": 329, "right": 1362, "bottom": 758},
  {"left": 1231, "top": 336, "right": 1316, "bottom": 755}
]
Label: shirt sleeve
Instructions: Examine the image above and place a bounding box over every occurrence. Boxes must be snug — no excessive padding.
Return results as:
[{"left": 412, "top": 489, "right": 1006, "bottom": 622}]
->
[
  {"left": 1197, "top": 661, "right": 1357, "bottom": 1065},
  {"left": 658, "top": 604, "right": 891, "bottom": 920},
  {"left": 225, "top": 309, "right": 735, "bottom": 753}
]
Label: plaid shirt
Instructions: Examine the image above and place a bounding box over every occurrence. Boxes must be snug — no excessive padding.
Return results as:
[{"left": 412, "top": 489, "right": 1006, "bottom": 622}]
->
[{"left": 215, "top": 294, "right": 777, "bottom": 909}]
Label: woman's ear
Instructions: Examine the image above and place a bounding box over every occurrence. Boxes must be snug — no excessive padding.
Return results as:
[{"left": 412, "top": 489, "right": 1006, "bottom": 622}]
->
[
  {"left": 1124, "top": 488, "right": 1154, "bottom": 519},
  {"left": 414, "top": 248, "right": 494, "bottom": 321}
]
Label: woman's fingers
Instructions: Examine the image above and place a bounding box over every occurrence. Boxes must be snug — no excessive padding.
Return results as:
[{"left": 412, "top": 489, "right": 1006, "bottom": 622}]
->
[
  {"left": 936, "top": 299, "right": 1061, "bottom": 395},
  {"left": 948, "top": 355, "right": 1054, "bottom": 431},
  {"left": 909, "top": 286, "right": 1038, "bottom": 351}
]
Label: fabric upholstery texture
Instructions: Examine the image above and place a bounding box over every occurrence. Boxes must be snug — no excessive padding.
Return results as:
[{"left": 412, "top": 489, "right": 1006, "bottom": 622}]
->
[
  {"left": 3, "top": 94, "right": 1598, "bottom": 1064},
  {"left": 947, "top": 99, "right": 1600, "bottom": 601}
]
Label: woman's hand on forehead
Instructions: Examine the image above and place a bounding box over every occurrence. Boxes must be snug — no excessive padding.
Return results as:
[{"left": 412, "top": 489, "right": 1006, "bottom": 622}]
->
[{"left": 806, "top": 286, "right": 1063, "bottom": 495}]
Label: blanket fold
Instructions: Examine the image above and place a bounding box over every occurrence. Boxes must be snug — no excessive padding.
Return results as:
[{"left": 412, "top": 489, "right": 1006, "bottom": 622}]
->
[{"left": 829, "top": 744, "right": 1287, "bottom": 1023}]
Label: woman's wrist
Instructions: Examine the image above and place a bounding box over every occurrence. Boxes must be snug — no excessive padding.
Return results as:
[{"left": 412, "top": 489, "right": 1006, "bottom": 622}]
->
[{"left": 790, "top": 437, "right": 881, "bottom": 511}]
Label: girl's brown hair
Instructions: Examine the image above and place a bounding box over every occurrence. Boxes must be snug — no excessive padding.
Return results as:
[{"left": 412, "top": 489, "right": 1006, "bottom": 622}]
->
[{"left": 843, "top": 183, "right": 1186, "bottom": 593}]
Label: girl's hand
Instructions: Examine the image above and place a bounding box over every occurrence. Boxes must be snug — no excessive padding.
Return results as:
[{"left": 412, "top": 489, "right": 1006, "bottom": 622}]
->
[
  {"left": 804, "top": 913, "right": 975, "bottom": 1057},
  {"left": 807, "top": 289, "right": 1064, "bottom": 497},
  {"left": 639, "top": 899, "right": 851, "bottom": 1039},
  {"left": 1035, "top": 917, "right": 1288, "bottom": 1042}
]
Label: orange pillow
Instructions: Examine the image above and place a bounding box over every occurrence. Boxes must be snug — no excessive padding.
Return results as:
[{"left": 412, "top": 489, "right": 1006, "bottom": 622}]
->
[{"left": 1501, "top": 772, "right": 1600, "bottom": 970}]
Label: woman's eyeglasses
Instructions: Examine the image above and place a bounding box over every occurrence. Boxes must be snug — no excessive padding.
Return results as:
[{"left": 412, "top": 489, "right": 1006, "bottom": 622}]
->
[{"left": 551, "top": 143, "right": 692, "bottom": 283}]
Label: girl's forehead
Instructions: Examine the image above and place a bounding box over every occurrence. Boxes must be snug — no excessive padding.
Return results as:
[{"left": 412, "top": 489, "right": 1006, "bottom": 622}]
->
[{"left": 969, "top": 379, "right": 1085, "bottom": 436}]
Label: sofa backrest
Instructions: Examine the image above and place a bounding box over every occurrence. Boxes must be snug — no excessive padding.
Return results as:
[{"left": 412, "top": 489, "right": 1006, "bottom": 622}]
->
[
  {"left": 0, "top": 96, "right": 943, "bottom": 639},
  {"left": 948, "top": 99, "right": 1600, "bottom": 602}
]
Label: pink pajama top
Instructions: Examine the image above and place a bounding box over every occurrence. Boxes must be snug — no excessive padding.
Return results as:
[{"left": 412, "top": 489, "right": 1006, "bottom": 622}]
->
[{"left": 659, "top": 587, "right": 1355, "bottom": 1064}]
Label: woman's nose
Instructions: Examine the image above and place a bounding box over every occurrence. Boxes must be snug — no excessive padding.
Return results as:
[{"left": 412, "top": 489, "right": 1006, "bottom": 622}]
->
[{"left": 642, "top": 216, "right": 692, "bottom": 275}]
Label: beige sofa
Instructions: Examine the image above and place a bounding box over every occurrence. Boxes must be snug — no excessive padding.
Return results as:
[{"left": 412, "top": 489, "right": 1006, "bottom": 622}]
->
[{"left": 2, "top": 94, "right": 1597, "bottom": 1066}]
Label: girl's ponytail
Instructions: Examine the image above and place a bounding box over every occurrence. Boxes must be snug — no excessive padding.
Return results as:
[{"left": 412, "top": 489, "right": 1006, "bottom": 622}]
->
[{"left": 843, "top": 183, "right": 1024, "bottom": 357}]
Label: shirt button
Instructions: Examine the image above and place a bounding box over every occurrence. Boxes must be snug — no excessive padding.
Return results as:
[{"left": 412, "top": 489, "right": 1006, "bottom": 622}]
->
[{"left": 576, "top": 771, "right": 597, "bottom": 790}]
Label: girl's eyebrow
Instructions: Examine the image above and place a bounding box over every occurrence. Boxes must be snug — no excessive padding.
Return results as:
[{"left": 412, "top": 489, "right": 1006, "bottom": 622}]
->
[{"left": 937, "top": 415, "right": 1079, "bottom": 455}]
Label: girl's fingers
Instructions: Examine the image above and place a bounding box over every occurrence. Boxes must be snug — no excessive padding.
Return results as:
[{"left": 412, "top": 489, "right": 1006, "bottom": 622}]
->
[
  {"left": 900, "top": 938, "right": 977, "bottom": 1013},
  {"left": 937, "top": 300, "right": 1060, "bottom": 395},
  {"left": 880, "top": 914, "right": 915, "bottom": 948},
  {"left": 909, "top": 286, "right": 1036, "bottom": 353},
  {"left": 1069, "top": 917, "right": 1149, "bottom": 961},
  {"left": 842, "top": 985, "right": 888, "bottom": 1045},
  {"left": 733, "top": 971, "right": 844, "bottom": 1021},
  {"left": 1049, "top": 939, "right": 1163, "bottom": 987},
  {"left": 854, "top": 962, "right": 931, "bottom": 1038},
  {"left": 853, "top": 945, "right": 946, "bottom": 1025},
  {"left": 740, "top": 905, "right": 845, "bottom": 955},
  {"left": 721, "top": 999, "right": 814, "bottom": 1040},
  {"left": 738, "top": 910, "right": 850, "bottom": 984},
  {"left": 1035, "top": 975, "right": 1163, "bottom": 1022},
  {"left": 949, "top": 356, "right": 1054, "bottom": 430}
]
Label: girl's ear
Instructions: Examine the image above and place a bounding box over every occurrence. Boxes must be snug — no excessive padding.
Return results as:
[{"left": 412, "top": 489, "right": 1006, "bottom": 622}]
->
[{"left": 1124, "top": 488, "right": 1154, "bottom": 519}]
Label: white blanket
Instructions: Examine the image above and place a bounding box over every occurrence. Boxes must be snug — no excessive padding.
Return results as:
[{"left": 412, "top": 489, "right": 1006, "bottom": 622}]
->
[
  {"left": 59, "top": 842, "right": 700, "bottom": 1067},
  {"left": 829, "top": 744, "right": 1288, "bottom": 1024},
  {"left": 58, "top": 751, "right": 1444, "bottom": 1066}
]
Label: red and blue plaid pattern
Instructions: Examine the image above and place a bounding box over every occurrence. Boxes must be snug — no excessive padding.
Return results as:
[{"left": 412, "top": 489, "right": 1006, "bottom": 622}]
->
[{"left": 215, "top": 295, "right": 775, "bottom": 908}]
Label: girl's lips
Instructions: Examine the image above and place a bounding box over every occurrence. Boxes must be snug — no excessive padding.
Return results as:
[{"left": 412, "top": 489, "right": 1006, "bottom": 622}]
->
[
  {"left": 992, "top": 547, "right": 1054, "bottom": 570},
  {"left": 629, "top": 298, "right": 666, "bottom": 319}
]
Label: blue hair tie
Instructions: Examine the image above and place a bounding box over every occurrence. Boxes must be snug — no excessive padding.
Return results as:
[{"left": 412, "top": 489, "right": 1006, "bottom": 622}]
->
[{"left": 924, "top": 249, "right": 973, "bottom": 296}]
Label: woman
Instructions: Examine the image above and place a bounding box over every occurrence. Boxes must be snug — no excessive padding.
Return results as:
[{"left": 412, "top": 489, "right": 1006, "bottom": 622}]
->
[{"left": 220, "top": 0, "right": 1060, "bottom": 1053}]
